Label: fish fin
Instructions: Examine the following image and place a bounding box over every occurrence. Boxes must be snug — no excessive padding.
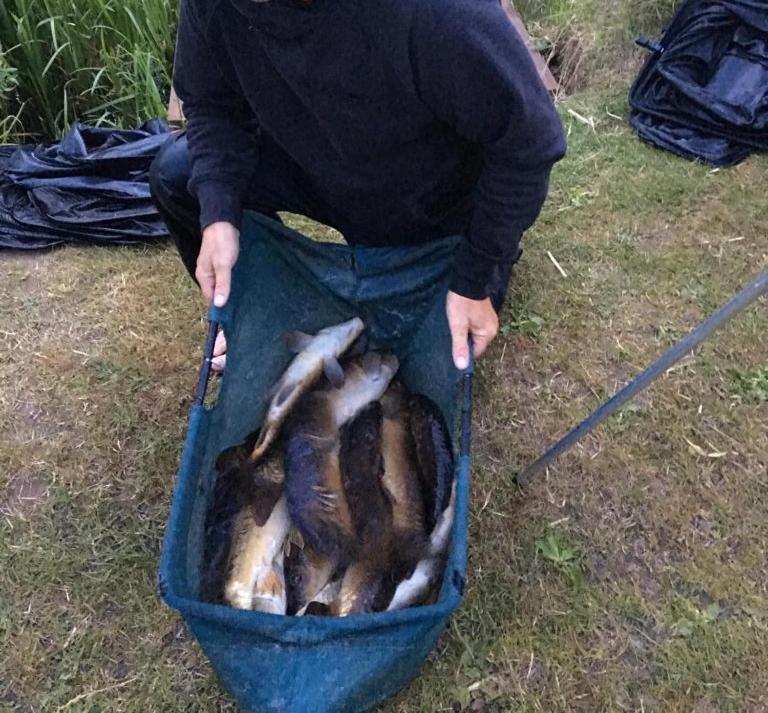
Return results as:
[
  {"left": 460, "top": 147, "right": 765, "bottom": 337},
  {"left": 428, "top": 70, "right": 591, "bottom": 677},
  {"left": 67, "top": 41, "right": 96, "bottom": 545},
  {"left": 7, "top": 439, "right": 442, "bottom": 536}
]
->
[
  {"left": 248, "top": 431, "right": 270, "bottom": 462},
  {"left": 248, "top": 479, "right": 283, "bottom": 527},
  {"left": 288, "top": 528, "right": 305, "bottom": 550},
  {"left": 323, "top": 357, "right": 345, "bottom": 388},
  {"left": 312, "top": 485, "right": 338, "bottom": 513},
  {"left": 284, "top": 330, "right": 314, "bottom": 353},
  {"left": 361, "top": 351, "right": 382, "bottom": 377}
]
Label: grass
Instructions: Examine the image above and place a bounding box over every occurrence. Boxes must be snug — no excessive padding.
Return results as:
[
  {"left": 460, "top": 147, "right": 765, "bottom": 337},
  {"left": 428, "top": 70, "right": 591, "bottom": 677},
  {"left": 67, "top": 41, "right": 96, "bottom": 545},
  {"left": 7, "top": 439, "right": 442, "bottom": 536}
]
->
[
  {"left": 0, "top": 43, "right": 20, "bottom": 142},
  {"left": 512, "top": 0, "right": 684, "bottom": 94},
  {"left": 729, "top": 368, "right": 768, "bottom": 403},
  {"left": 0, "top": 0, "right": 175, "bottom": 139},
  {"left": 2, "top": 1, "right": 768, "bottom": 712}
]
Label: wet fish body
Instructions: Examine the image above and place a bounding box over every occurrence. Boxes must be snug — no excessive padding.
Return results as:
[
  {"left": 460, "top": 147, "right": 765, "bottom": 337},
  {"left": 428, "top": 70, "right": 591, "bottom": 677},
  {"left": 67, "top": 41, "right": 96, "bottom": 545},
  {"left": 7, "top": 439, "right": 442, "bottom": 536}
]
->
[
  {"left": 283, "top": 395, "right": 355, "bottom": 563},
  {"left": 249, "top": 317, "right": 365, "bottom": 462},
  {"left": 284, "top": 353, "right": 399, "bottom": 567},
  {"left": 251, "top": 550, "right": 287, "bottom": 615},
  {"left": 381, "top": 391, "right": 456, "bottom": 612},
  {"left": 409, "top": 394, "right": 454, "bottom": 533},
  {"left": 296, "top": 576, "right": 342, "bottom": 616},
  {"left": 339, "top": 402, "right": 390, "bottom": 553},
  {"left": 324, "top": 353, "right": 401, "bottom": 429},
  {"left": 334, "top": 403, "right": 396, "bottom": 616},
  {"left": 201, "top": 450, "right": 283, "bottom": 604},
  {"left": 334, "top": 560, "right": 394, "bottom": 616},
  {"left": 380, "top": 386, "right": 428, "bottom": 541},
  {"left": 224, "top": 495, "right": 291, "bottom": 612}
]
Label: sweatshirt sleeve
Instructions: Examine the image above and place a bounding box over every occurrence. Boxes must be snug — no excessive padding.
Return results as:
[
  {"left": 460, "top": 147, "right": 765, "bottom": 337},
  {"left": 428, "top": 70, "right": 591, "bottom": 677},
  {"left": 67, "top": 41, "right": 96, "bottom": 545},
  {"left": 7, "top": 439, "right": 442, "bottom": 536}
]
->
[
  {"left": 410, "top": 0, "right": 566, "bottom": 299},
  {"left": 173, "top": 0, "right": 258, "bottom": 231}
]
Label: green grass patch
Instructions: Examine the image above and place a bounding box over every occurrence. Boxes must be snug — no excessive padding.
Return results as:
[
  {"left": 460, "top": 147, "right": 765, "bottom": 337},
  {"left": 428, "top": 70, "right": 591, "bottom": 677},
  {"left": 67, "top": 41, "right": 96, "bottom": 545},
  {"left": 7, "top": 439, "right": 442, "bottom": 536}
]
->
[{"left": 729, "top": 368, "right": 768, "bottom": 403}]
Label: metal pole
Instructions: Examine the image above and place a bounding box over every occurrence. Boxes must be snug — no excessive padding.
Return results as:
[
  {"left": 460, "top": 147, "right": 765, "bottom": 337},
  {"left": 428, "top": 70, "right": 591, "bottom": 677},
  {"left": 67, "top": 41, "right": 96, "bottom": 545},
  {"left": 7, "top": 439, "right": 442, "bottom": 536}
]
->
[
  {"left": 460, "top": 338, "right": 475, "bottom": 458},
  {"left": 516, "top": 270, "right": 768, "bottom": 487},
  {"left": 194, "top": 320, "right": 220, "bottom": 407}
]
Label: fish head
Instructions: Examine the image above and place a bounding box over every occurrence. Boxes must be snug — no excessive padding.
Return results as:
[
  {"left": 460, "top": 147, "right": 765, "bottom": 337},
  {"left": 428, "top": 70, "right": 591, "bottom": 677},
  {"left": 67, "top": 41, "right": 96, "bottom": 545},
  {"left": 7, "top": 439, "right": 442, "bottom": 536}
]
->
[
  {"left": 285, "top": 544, "right": 335, "bottom": 613},
  {"left": 359, "top": 351, "right": 399, "bottom": 387},
  {"left": 317, "top": 317, "right": 366, "bottom": 352},
  {"left": 285, "top": 545, "right": 310, "bottom": 611},
  {"left": 331, "top": 352, "right": 399, "bottom": 426}
]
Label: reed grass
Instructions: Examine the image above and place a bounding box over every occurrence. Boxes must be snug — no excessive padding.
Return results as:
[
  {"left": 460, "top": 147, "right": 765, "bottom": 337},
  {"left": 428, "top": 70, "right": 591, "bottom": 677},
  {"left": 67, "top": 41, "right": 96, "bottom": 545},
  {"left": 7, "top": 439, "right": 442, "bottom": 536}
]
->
[{"left": 0, "top": 0, "right": 176, "bottom": 140}]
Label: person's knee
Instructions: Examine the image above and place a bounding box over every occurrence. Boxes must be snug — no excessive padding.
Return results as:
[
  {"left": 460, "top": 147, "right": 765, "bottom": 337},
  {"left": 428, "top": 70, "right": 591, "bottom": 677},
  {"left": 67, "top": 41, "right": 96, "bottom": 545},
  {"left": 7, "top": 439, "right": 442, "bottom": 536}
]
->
[{"left": 149, "top": 131, "right": 191, "bottom": 205}]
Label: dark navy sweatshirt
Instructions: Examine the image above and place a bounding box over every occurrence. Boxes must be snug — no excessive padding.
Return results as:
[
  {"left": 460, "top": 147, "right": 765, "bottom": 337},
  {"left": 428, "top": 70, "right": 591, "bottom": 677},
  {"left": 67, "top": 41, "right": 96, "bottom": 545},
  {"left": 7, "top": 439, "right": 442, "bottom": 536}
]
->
[{"left": 174, "top": 0, "right": 566, "bottom": 299}]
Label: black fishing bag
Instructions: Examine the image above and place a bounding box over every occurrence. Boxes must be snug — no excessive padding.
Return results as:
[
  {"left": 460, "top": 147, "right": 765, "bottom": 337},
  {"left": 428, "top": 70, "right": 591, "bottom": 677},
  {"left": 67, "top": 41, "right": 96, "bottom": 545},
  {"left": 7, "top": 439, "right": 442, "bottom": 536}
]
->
[{"left": 629, "top": 0, "right": 768, "bottom": 166}]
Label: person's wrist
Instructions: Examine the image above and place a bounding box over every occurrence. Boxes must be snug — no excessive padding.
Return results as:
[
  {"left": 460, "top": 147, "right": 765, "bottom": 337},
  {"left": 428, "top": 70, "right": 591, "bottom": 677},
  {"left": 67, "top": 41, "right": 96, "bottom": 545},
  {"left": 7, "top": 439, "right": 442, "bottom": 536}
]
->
[
  {"left": 203, "top": 220, "right": 237, "bottom": 231},
  {"left": 203, "top": 221, "right": 239, "bottom": 241}
]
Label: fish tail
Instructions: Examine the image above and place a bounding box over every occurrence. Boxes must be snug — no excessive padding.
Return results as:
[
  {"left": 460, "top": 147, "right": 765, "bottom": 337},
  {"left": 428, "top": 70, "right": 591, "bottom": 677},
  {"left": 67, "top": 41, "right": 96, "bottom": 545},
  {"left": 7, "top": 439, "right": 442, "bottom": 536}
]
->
[
  {"left": 386, "top": 558, "right": 436, "bottom": 611},
  {"left": 249, "top": 426, "right": 274, "bottom": 462},
  {"left": 252, "top": 552, "right": 287, "bottom": 615},
  {"left": 428, "top": 483, "right": 456, "bottom": 557}
]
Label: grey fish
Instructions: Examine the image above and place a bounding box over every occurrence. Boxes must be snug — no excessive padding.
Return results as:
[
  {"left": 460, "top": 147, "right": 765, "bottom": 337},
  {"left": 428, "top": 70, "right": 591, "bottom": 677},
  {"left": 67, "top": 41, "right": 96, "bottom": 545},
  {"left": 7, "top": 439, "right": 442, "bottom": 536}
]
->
[
  {"left": 249, "top": 317, "right": 365, "bottom": 462},
  {"left": 283, "top": 353, "right": 399, "bottom": 569}
]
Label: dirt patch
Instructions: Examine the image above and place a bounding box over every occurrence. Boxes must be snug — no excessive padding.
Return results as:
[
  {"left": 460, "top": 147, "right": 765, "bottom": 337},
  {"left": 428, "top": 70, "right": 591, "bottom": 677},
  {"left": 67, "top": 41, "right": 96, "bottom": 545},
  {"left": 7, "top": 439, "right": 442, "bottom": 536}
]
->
[
  {"left": 0, "top": 473, "right": 50, "bottom": 517},
  {"left": 15, "top": 399, "right": 43, "bottom": 422},
  {"left": 111, "top": 655, "right": 133, "bottom": 681},
  {"left": 546, "top": 31, "right": 587, "bottom": 97},
  {"left": 162, "top": 621, "right": 192, "bottom": 652},
  {"left": 513, "top": 656, "right": 548, "bottom": 694},
  {"left": 632, "top": 221, "right": 681, "bottom": 250}
]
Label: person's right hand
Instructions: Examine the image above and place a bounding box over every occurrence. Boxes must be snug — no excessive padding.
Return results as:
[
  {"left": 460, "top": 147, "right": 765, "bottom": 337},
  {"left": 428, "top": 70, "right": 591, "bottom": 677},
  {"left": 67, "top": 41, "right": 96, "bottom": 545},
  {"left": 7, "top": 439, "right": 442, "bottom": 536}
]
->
[{"left": 196, "top": 221, "right": 240, "bottom": 307}]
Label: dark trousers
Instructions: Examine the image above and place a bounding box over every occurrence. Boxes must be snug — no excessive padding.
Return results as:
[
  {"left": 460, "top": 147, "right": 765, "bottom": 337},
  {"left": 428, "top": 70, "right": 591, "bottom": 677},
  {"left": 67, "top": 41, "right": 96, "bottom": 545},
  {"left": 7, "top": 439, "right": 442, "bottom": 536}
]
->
[{"left": 149, "top": 131, "right": 516, "bottom": 311}]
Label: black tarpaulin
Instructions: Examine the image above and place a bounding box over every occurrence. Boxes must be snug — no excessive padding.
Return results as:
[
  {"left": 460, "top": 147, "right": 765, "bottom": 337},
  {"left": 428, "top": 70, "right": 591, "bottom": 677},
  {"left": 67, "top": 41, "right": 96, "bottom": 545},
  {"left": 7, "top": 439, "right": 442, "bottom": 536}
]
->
[
  {"left": 629, "top": 0, "right": 768, "bottom": 167},
  {"left": 0, "top": 120, "right": 171, "bottom": 249}
]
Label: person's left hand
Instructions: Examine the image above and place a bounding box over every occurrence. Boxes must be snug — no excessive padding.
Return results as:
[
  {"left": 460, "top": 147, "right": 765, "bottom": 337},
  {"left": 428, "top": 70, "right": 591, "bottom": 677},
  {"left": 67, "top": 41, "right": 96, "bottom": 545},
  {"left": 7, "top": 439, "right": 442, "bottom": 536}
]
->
[{"left": 446, "top": 291, "right": 499, "bottom": 370}]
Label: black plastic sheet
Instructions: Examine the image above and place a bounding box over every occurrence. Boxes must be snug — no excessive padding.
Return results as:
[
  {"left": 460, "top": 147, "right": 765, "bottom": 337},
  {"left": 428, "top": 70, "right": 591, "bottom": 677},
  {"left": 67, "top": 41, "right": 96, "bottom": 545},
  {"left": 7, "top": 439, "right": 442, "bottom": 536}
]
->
[
  {"left": 629, "top": 0, "right": 768, "bottom": 167},
  {"left": 0, "top": 120, "right": 171, "bottom": 249}
]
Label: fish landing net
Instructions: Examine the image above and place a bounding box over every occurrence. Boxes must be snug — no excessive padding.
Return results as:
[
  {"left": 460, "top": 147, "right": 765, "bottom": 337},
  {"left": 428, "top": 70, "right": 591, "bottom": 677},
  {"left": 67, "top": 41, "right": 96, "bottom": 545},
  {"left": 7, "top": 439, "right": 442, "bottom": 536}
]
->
[{"left": 158, "top": 211, "right": 473, "bottom": 713}]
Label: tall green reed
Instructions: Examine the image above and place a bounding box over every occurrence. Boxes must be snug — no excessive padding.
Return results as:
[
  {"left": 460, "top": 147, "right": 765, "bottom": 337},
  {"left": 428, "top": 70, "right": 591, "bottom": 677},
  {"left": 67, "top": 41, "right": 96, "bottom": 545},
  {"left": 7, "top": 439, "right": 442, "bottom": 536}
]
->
[
  {"left": 0, "top": 0, "right": 177, "bottom": 140},
  {"left": 0, "top": 43, "right": 22, "bottom": 142}
]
